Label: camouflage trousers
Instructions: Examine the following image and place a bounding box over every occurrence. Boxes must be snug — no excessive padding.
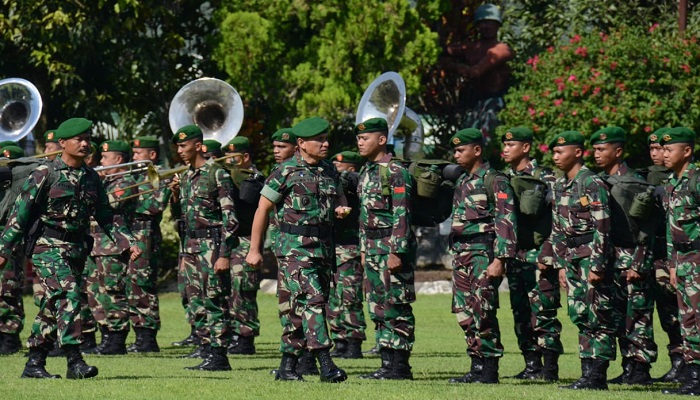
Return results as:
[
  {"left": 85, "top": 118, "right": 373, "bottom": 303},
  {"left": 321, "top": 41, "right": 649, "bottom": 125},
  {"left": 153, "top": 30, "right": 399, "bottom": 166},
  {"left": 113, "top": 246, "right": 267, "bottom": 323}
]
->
[
  {"left": 176, "top": 253, "right": 195, "bottom": 327},
  {"left": 79, "top": 257, "right": 97, "bottom": 334},
  {"left": 28, "top": 248, "right": 86, "bottom": 349},
  {"left": 88, "top": 254, "right": 130, "bottom": 332},
  {"left": 228, "top": 237, "right": 260, "bottom": 338},
  {"left": 327, "top": 245, "right": 366, "bottom": 341},
  {"left": 453, "top": 252, "right": 503, "bottom": 358},
  {"left": 365, "top": 253, "right": 415, "bottom": 351},
  {"left": 0, "top": 254, "right": 25, "bottom": 334},
  {"left": 179, "top": 247, "right": 230, "bottom": 348},
  {"left": 653, "top": 258, "right": 682, "bottom": 356},
  {"left": 611, "top": 268, "right": 657, "bottom": 363},
  {"left": 506, "top": 259, "right": 563, "bottom": 355},
  {"left": 676, "top": 263, "right": 700, "bottom": 365},
  {"left": 277, "top": 256, "right": 332, "bottom": 355},
  {"left": 127, "top": 227, "right": 160, "bottom": 330},
  {"left": 559, "top": 256, "right": 616, "bottom": 360}
]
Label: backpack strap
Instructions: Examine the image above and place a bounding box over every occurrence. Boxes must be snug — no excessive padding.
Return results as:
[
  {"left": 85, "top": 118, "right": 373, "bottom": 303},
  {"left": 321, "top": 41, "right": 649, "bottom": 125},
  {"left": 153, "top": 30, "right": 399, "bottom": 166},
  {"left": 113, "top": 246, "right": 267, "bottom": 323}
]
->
[
  {"left": 379, "top": 161, "right": 392, "bottom": 197},
  {"left": 575, "top": 168, "right": 596, "bottom": 202},
  {"left": 207, "top": 161, "right": 224, "bottom": 194},
  {"left": 689, "top": 168, "right": 700, "bottom": 205}
]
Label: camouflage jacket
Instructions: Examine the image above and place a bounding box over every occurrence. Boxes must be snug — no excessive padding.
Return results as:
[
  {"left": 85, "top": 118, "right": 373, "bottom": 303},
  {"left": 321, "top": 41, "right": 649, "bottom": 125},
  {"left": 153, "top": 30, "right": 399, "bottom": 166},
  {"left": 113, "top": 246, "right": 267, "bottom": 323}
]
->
[
  {"left": 451, "top": 161, "right": 517, "bottom": 258},
  {"left": 178, "top": 159, "right": 239, "bottom": 258},
  {"left": 260, "top": 152, "right": 343, "bottom": 259},
  {"left": 664, "top": 163, "right": 700, "bottom": 272},
  {"left": 538, "top": 165, "right": 611, "bottom": 271},
  {"left": 91, "top": 173, "right": 138, "bottom": 256},
  {"left": 0, "top": 157, "right": 134, "bottom": 258},
  {"left": 358, "top": 153, "right": 414, "bottom": 256}
]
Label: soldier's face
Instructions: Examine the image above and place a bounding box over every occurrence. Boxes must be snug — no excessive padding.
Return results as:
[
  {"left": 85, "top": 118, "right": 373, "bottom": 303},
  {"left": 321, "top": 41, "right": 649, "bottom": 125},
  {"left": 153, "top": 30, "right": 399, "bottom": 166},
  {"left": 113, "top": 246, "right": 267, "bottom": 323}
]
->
[
  {"left": 501, "top": 140, "right": 529, "bottom": 163},
  {"left": 298, "top": 134, "right": 329, "bottom": 161},
  {"left": 593, "top": 143, "right": 622, "bottom": 169},
  {"left": 132, "top": 147, "right": 156, "bottom": 162},
  {"left": 663, "top": 143, "right": 692, "bottom": 169},
  {"left": 273, "top": 142, "right": 296, "bottom": 163},
  {"left": 356, "top": 132, "right": 386, "bottom": 158},
  {"left": 59, "top": 133, "right": 90, "bottom": 158},
  {"left": 177, "top": 139, "right": 202, "bottom": 163},
  {"left": 333, "top": 161, "right": 355, "bottom": 173},
  {"left": 100, "top": 151, "right": 123, "bottom": 167},
  {"left": 44, "top": 142, "right": 62, "bottom": 159},
  {"left": 453, "top": 143, "right": 480, "bottom": 168},
  {"left": 552, "top": 145, "right": 581, "bottom": 172},
  {"left": 649, "top": 143, "right": 664, "bottom": 166}
]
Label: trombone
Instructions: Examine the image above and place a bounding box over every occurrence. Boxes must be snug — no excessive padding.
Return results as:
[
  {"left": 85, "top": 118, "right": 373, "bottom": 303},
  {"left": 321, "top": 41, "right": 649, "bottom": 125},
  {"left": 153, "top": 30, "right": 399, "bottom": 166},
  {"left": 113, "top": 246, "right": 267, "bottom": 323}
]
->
[
  {"left": 94, "top": 160, "right": 154, "bottom": 177},
  {"left": 0, "top": 150, "right": 63, "bottom": 167}
]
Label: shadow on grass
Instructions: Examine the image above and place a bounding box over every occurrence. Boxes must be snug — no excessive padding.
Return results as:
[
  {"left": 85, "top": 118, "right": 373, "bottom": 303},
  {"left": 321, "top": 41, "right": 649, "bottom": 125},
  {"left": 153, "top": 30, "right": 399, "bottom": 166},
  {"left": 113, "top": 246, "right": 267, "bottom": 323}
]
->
[
  {"left": 101, "top": 375, "right": 233, "bottom": 380},
  {"left": 411, "top": 352, "right": 466, "bottom": 359}
]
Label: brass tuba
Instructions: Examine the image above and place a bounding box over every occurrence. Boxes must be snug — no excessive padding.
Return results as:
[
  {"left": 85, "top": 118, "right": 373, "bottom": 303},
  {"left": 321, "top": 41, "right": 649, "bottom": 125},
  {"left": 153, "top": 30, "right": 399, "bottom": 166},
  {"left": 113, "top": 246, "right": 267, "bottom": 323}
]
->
[{"left": 0, "top": 78, "right": 42, "bottom": 143}]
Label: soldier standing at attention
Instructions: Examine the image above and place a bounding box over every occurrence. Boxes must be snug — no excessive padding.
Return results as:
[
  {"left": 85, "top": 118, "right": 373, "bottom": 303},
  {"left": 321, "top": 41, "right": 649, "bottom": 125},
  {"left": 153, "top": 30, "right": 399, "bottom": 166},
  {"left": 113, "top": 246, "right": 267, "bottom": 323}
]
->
[
  {"left": 42, "top": 129, "right": 61, "bottom": 160},
  {"left": 271, "top": 128, "right": 297, "bottom": 164},
  {"left": 246, "top": 117, "right": 349, "bottom": 383},
  {"left": 501, "top": 126, "right": 563, "bottom": 381},
  {"left": 538, "top": 130, "right": 615, "bottom": 390},
  {"left": 0, "top": 118, "right": 141, "bottom": 379},
  {"left": 660, "top": 127, "right": 700, "bottom": 396},
  {"left": 355, "top": 117, "right": 416, "bottom": 380},
  {"left": 202, "top": 139, "right": 223, "bottom": 160},
  {"left": 171, "top": 125, "right": 239, "bottom": 371}
]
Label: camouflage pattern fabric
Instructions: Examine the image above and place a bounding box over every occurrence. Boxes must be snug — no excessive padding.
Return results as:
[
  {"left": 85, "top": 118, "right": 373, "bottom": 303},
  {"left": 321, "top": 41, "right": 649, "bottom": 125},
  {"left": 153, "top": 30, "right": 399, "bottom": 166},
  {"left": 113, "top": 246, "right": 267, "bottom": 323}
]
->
[
  {"left": 0, "top": 253, "right": 25, "bottom": 334},
  {"left": 327, "top": 244, "right": 366, "bottom": 341},
  {"left": 81, "top": 254, "right": 98, "bottom": 334},
  {"left": 228, "top": 237, "right": 260, "bottom": 338}
]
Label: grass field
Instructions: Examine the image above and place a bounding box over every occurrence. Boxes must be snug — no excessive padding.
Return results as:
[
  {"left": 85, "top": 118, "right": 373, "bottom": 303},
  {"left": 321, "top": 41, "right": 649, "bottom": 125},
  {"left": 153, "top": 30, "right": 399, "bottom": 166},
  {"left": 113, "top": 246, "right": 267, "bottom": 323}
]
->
[{"left": 0, "top": 291, "right": 686, "bottom": 399}]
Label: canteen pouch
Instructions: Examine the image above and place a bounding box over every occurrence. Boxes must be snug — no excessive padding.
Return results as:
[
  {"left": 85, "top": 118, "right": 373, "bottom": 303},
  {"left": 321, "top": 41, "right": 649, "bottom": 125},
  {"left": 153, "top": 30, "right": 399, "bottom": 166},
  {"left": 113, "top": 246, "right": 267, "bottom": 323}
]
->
[
  {"left": 628, "top": 186, "right": 655, "bottom": 219},
  {"left": 415, "top": 165, "right": 441, "bottom": 198}
]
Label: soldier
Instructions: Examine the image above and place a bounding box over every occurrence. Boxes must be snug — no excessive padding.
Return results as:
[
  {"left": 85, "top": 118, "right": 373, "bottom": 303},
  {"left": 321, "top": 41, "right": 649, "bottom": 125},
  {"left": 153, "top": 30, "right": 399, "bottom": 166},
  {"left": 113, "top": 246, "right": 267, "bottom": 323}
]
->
[
  {"left": 202, "top": 139, "right": 223, "bottom": 160},
  {"left": 327, "top": 151, "right": 367, "bottom": 359},
  {"left": 501, "top": 127, "right": 563, "bottom": 381},
  {"left": 660, "top": 127, "right": 700, "bottom": 396},
  {"left": 271, "top": 128, "right": 297, "bottom": 164},
  {"left": 590, "top": 126, "right": 656, "bottom": 385},
  {"left": 84, "top": 142, "right": 99, "bottom": 168},
  {"left": 0, "top": 117, "right": 140, "bottom": 379},
  {"left": 246, "top": 117, "right": 349, "bottom": 383},
  {"left": 171, "top": 125, "right": 238, "bottom": 371},
  {"left": 537, "top": 130, "right": 615, "bottom": 390},
  {"left": 42, "top": 129, "right": 61, "bottom": 160},
  {"left": 355, "top": 117, "right": 416, "bottom": 380},
  {"left": 126, "top": 136, "right": 172, "bottom": 352}
]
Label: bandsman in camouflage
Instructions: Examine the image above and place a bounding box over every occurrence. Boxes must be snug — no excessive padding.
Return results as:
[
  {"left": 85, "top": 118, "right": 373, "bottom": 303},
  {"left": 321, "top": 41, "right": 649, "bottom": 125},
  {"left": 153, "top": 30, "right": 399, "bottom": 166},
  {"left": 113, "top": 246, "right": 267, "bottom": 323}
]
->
[
  {"left": 202, "top": 139, "right": 222, "bottom": 160},
  {"left": 171, "top": 125, "right": 239, "bottom": 371},
  {"left": 0, "top": 117, "right": 141, "bottom": 379},
  {"left": 356, "top": 117, "right": 416, "bottom": 380},
  {"left": 538, "top": 130, "right": 615, "bottom": 390},
  {"left": 501, "top": 126, "right": 562, "bottom": 381},
  {"left": 327, "top": 151, "right": 367, "bottom": 359},
  {"left": 590, "top": 126, "right": 656, "bottom": 385},
  {"left": 447, "top": 128, "right": 517, "bottom": 385},
  {"left": 246, "top": 117, "right": 349, "bottom": 383},
  {"left": 660, "top": 127, "right": 700, "bottom": 396},
  {"left": 42, "top": 129, "right": 61, "bottom": 160}
]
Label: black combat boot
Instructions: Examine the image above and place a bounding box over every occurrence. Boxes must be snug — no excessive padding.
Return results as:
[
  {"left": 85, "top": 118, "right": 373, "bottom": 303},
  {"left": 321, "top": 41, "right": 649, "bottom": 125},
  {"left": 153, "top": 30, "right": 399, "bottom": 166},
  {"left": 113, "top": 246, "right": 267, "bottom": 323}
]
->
[
  {"left": 89, "top": 325, "right": 110, "bottom": 354},
  {"left": 665, "top": 363, "right": 700, "bottom": 395},
  {"left": 275, "top": 353, "right": 304, "bottom": 381},
  {"left": 624, "top": 360, "right": 653, "bottom": 386},
  {"left": 313, "top": 348, "right": 348, "bottom": 383},
  {"left": 512, "top": 351, "right": 542, "bottom": 380},
  {"left": 343, "top": 339, "right": 363, "bottom": 359},
  {"left": 561, "top": 358, "right": 608, "bottom": 390},
  {"left": 329, "top": 339, "right": 348, "bottom": 357},
  {"left": 172, "top": 326, "right": 199, "bottom": 346},
  {"left": 608, "top": 357, "right": 632, "bottom": 384},
  {"left": 228, "top": 335, "right": 255, "bottom": 355},
  {"left": 47, "top": 341, "right": 65, "bottom": 357},
  {"left": 79, "top": 331, "right": 97, "bottom": 354},
  {"left": 296, "top": 349, "right": 319, "bottom": 375},
  {"left": 21, "top": 347, "right": 61, "bottom": 379},
  {"left": 93, "top": 329, "right": 128, "bottom": 355},
  {"left": 185, "top": 346, "right": 231, "bottom": 371},
  {"left": 385, "top": 349, "right": 413, "bottom": 380},
  {"left": 360, "top": 348, "right": 393, "bottom": 379},
  {"left": 126, "top": 329, "right": 143, "bottom": 352},
  {"left": 538, "top": 349, "right": 560, "bottom": 381},
  {"left": 0, "top": 332, "right": 22, "bottom": 355},
  {"left": 363, "top": 345, "right": 380, "bottom": 356},
  {"left": 560, "top": 358, "right": 593, "bottom": 389},
  {"left": 449, "top": 355, "right": 484, "bottom": 383},
  {"left": 658, "top": 353, "right": 685, "bottom": 383},
  {"left": 64, "top": 344, "right": 98, "bottom": 379},
  {"left": 130, "top": 328, "right": 159, "bottom": 353},
  {"left": 473, "top": 357, "right": 499, "bottom": 384},
  {"left": 181, "top": 343, "right": 210, "bottom": 359}
]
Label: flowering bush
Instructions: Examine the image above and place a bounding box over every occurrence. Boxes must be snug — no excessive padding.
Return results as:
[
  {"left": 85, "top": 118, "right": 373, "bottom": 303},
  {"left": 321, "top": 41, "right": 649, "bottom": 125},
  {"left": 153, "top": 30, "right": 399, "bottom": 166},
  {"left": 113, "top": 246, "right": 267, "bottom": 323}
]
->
[{"left": 499, "top": 26, "right": 700, "bottom": 167}]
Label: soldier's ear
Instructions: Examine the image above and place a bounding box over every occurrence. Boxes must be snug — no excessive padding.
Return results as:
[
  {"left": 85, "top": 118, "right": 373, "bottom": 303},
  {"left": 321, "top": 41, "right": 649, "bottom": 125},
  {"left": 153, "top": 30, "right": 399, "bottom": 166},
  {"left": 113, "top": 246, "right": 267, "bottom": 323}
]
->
[
  {"left": 574, "top": 146, "right": 584, "bottom": 158},
  {"left": 522, "top": 141, "right": 531, "bottom": 154},
  {"left": 378, "top": 134, "right": 387, "bottom": 146}
]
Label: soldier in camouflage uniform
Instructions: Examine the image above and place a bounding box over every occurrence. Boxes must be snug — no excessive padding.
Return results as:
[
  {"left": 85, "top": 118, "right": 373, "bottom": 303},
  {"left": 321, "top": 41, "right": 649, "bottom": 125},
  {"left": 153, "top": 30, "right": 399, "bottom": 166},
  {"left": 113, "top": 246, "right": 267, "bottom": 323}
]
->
[
  {"left": 202, "top": 139, "right": 222, "bottom": 160},
  {"left": 171, "top": 125, "right": 239, "bottom": 371},
  {"left": 43, "top": 129, "right": 61, "bottom": 161},
  {"left": 660, "top": 127, "right": 700, "bottom": 396},
  {"left": 501, "top": 127, "right": 563, "bottom": 381},
  {"left": 355, "top": 117, "right": 416, "bottom": 380},
  {"left": 538, "top": 130, "right": 615, "bottom": 390},
  {"left": 0, "top": 118, "right": 141, "bottom": 379},
  {"left": 590, "top": 126, "right": 656, "bottom": 385},
  {"left": 246, "top": 117, "right": 348, "bottom": 383}
]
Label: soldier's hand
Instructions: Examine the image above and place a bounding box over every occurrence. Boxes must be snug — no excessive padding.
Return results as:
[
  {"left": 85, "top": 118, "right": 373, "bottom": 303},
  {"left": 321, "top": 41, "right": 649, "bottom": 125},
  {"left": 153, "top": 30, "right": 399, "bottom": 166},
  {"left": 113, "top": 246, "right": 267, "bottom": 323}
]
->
[
  {"left": 0, "top": 256, "right": 6, "bottom": 268},
  {"left": 670, "top": 267, "right": 677, "bottom": 287},
  {"left": 214, "top": 257, "right": 230, "bottom": 273},
  {"left": 129, "top": 245, "right": 142, "bottom": 261},
  {"left": 558, "top": 268, "right": 568, "bottom": 290},
  {"left": 486, "top": 258, "right": 505, "bottom": 279},
  {"left": 246, "top": 251, "right": 263, "bottom": 270},
  {"left": 626, "top": 269, "right": 643, "bottom": 282},
  {"left": 537, "top": 262, "right": 550, "bottom": 271},
  {"left": 388, "top": 253, "right": 403, "bottom": 273},
  {"left": 335, "top": 206, "right": 351, "bottom": 219},
  {"left": 588, "top": 269, "right": 605, "bottom": 284}
]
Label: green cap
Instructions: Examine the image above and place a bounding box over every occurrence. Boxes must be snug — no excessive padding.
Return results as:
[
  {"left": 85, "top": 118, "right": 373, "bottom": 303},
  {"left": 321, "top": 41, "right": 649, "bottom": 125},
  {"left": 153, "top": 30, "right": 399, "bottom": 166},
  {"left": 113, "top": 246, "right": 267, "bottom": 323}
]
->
[
  {"left": 55, "top": 118, "right": 93, "bottom": 139},
  {"left": 590, "top": 126, "right": 626, "bottom": 145},
  {"left": 272, "top": 128, "right": 296, "bottom": 144},
  {"left": 332, "top": 151, "right": 363, "bottom": 164},
  {"left": 450, "top": 128, "right": 483, "bottom": 148},
  {"left": 132, "top": 136, "right": 159, "bottom": 149},
  {"left": 100, "top": 140, "right": 130, "bottom": 154},
  {"left": 172, "top": 125, "right": 203, "bottom": 144},
  {"left": 354, "top": 118, "right": 388, "bottom": 134},
  {"left": 474, "top": 4, "right": 502, "bottom": 24},
  {"left": 1, "top": 145, "right": 24, "bottom": 159},
  {"left": 292, "top": 117, "right": 330, "bottom": 138},
  {"left": 660, "top": 127, "right": 696, "bottom": 145},
  {"left": 548, "top": 130, "right": 585, "bottom": 149},
  {"left": 0, "top": 141, "right": 16, "bottom": 148},
  {"left": 202, "top": 139, "right": 222, "bottom": 154},
  {"left": 225, "top": 136, "right": 250, "bottom": 153},
  {"left": 648, "top": 127, "right": 670, "bottom": 145},
  {"left": 43, "top": 130, "right": 59, "bottom": 143},
  {"left": 501, "top": 127, "right": 533, "bottom": 142}
]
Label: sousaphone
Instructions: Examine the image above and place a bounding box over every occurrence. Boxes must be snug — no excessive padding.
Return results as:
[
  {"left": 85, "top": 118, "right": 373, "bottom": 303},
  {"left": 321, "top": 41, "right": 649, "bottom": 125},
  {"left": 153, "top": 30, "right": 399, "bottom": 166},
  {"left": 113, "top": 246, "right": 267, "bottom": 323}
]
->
[{"left": 0, "top": 78, "right": 42, "bottom": 143}]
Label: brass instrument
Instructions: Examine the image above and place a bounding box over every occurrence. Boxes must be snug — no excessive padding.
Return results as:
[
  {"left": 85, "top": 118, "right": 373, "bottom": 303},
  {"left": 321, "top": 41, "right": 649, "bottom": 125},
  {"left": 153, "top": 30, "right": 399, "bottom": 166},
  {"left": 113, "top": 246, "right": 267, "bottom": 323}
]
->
[
  {"left": 0, "top": 150, "right": 63, "bottom": 167},
  {"left": 94, "top": 160, "right": 154, "bottom": 177},
  {"left": 0, "top": 78, "right": 42, "bottom": 143}
]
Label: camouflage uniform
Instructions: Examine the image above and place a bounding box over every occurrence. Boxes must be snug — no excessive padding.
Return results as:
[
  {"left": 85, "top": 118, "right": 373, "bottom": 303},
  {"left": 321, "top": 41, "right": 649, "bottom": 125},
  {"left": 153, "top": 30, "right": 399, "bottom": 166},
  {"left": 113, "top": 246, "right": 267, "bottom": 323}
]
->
[{"left": 0, "top": 251, "right": 25, "bottom": 351}]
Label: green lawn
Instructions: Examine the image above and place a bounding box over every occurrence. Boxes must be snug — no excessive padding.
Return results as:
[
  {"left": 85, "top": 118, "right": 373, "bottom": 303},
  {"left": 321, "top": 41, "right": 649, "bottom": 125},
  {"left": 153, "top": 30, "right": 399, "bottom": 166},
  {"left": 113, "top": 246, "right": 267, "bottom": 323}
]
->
[{"left": 0, "top": 292, "right": 685, "bottom": 399}]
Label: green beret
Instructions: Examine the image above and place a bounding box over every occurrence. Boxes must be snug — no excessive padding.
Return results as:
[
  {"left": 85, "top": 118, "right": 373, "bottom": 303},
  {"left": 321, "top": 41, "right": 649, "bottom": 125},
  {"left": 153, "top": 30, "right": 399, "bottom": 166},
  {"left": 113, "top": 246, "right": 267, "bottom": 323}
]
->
[
  {"left": 43, "top": 130, "right": 59, "bottom": 143},
  {"left": 501, "top": 127, "right": 533, "bottom": 142},
  {"left": 172, "top": 125, "right": 203, "bottom": 144},
  {"left": 660, "top": 127, "right": 696, "bottom": 145},
  {"left": 272, "top": 128, "right": 296, "bottom": 144},
  {"left": 332, "top": 151, "right": 363, "bottom": 164},
  {"left": 354, "top": 118, "right": 388, "bottom": 135},
  {"left": 648, "top": 127, "right": 670, "bottom": 145},
  {"left": 590, "top": 126, "right": 626, "bottom": 145},
  {"left": 225, "top": 136, "right": 250, "bottom": 153},
  {"left": 450, "top": 128, "right": 483, "bottom": 148},
  {"left": 55, "top": 118, "right": 93, "bottom": 140},
  {"left": 132, "top": 136, "right": 159, "bottom": 149},
  {"left": 202, "top": 140, "right": 222, "bottom": 154},
  {"left": 100, "top": 140, "right": 130, "bottom": 154},
  {"left": 548, "top": 130, "right": 585, "bottom": 149},
  {"left": 292, "top": 117, "right": 330, "bottom": 139},
  {"left": 0, "top": 141, "right": 16, "bottom": 148},
  {"left": 1, "top": 145, "right": 25, "bottom": 159}
]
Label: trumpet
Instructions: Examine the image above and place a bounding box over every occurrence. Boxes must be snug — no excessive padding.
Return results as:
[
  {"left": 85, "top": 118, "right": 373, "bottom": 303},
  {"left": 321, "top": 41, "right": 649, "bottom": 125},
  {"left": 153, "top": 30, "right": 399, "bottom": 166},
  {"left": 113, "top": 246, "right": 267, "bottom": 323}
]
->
[
  {"left": 0, "top": 150, "right": 64, "bottom": 167},
  {"left": 94, "top": 160, "right": 154, "bottom": 177}
]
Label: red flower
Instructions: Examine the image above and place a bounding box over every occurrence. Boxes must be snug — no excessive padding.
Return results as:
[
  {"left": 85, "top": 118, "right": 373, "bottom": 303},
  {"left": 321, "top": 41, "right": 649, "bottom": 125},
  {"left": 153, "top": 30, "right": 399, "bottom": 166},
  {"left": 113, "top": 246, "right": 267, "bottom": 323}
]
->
[
  {"left": 533, "top": 125, "right": 540, "bottom": 132},
  {"left": 583, "top": 150, "right": 591, "bottom": 157},
  {"left": 528, "top": 107, "right": 536, "bottom": 117},
  {"left": 610, "top": 62, "right": 618, "bottom": 70},
  {"left": 648, "top": 78, "right": 655, "bottom": 84},
  {"left": 570, "top": 34, "right": 581, "bottom": 44},
  {"left": 649, "top": 23, "right": 659, "bottom": 33},
  {"left": 574, "top": 47, "right": 588, "bottom": 57},
  {"left": 592, "top": 87, "right": 601, "bottom": 95},
  {"left": 571, "top": 110, "right": 578, "bottom": 116},
  {"left": 542, "top": 90, "right": 551, "bottom": 97},
  {"left": 568, "top": 74, "right": 577, "bottom": 82},
  {"left": 599, "top": 32, "right": 609, "bottom": 42},
  {"left": 547, "top": 46, "right": 554, "bottom": 53},
  {"left": 557, "top": 83, "right": 566, "bottom": 92},
  {"left": 554, "top": 99, "right": 564, "bottom": 106},
  {"left": 615, "top": 82, "right": 626, "bottom": 91},
  {"left": 539, "top": 111, "right": 545, "bottom": 117},
  {"left": 682, "top": 64, "right": 691, "bottom": 73},
  {"left": 644, "top": 126, "right": 652, "bottom": 133},
  {"left": 538, "top": 144, "right": 549, "bottom": 153},
  {"left": 592, "top": 117, "right": 600, "bottom": 124},
  {"left": 522, "top": 95, "right": 531, "bottom": 102},
  {"left": 663, "top": 57, "right": 670, "bottom": 63}
]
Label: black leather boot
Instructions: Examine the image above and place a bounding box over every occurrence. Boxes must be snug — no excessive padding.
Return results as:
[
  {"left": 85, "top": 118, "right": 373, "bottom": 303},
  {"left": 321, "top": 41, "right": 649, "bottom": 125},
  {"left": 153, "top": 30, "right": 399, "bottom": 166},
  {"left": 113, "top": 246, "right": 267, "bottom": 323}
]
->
[
  {"left": 181, "top": 343, "right": 210, "bottom": 359},
  {"left": 561, "top": 358, "right": 608, "bottom": 390},
  {"left": 185, "top": 346, "right": 231, "bottom": 371},
  {"left": 21, "top": 347, "right": 61, "bottom": 379},
  {"left": 624, "top": 360, "right": 653, "bottom": 386},
  {"left": 658, "top": 353, "right": 685, "bottom": 383},
  {"left": 343, "top": 339, "right": 363, "bottom": 359},
  {"left": 363, "top": 345, "right": 379, "bottom": 356},
  {"left": 130, "top": 328, "right": 160, "bottom": 353},
  {"left": 90, "top": 325, "right": 110, "bottom": 354},
  {"left": 0, "top": 332, "right": 21, "bottom": 355},
  {"left": 126, "top": 329, "right": 143, "bottom": 352},
  {"left": 512, "top": 351, "right": 542, "bottom": 380},
  {"left": 79, "top": 331, "right": 97, "bottom": 354},
  {"left": 296, "top": 349, "right": 319, "bottom": 375},
  {"left": 275, "top": 353, "right": 304, "bottom": 381},
  {"left": 360, "top": 348, "right": 393, "bottom": 379},
  {"left": 93, "top": 329, "right": 128, "bottom": 355},
  {"left": 314, "top": 348, "right": 347, "bottom": 383},
  {"left": 609, "top": 357, "right": 632, "bottom": 384},
  {"left": 172, "top": 326, "right": 199, "bottom": 346},
  {"left": 386, "top": 349, "right": 413, "bottom": 380},
  {"left": 47, "top": 341, "right": 65, "bottom": 357},
  {"left": 329, "top": 340, "right": 348, "bottom": 357},
  {"left": 474, "top": 357, "right": 499, "bottom": 384},
  {"left": 449, "top": 355, "right": 484, "bottom": 383},
  {"left": 228, "top": 335, "right": 255, "bottom": 355},
  {"left": 560, "top": 358, "right": 592, "bottom": 389},
  {"left": 65, "top": 344, "right": 98, "bottom": 379},
  {"left": 538, "top": 349, "right": 559, "bottom": 381}
]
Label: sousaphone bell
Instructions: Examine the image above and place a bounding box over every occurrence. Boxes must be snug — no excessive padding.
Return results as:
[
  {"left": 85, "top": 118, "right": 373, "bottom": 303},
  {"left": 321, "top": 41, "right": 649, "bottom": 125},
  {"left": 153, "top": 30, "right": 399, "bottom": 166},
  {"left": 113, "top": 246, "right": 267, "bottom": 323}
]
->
[{"left": 0, "top": 78, "right": 42, "bottom": 143}]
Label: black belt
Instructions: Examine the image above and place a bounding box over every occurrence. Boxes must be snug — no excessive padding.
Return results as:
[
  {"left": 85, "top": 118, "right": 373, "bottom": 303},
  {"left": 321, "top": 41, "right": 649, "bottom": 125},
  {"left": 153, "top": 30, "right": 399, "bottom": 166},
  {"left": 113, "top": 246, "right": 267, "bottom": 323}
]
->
[
  {"left": 186, "top": 227, "right": 221, "bottom": 239},
  {"left": 43, "top": 226, "right": 85, "bottom": 243},
  {"left": 452, "top": 233, "right": 495, "bottom": 244},
  {"left": 365, "top": 228, "right": 393, "bottom": 240},
  {"left": 673, "top": 240, "right": 700, "bottom": 252},
  {"left": 279, "top": 223, "right": 331, "bottom": 238},
  {"left": 566, "top": 233, "right": 594, "bottom": 248}
]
